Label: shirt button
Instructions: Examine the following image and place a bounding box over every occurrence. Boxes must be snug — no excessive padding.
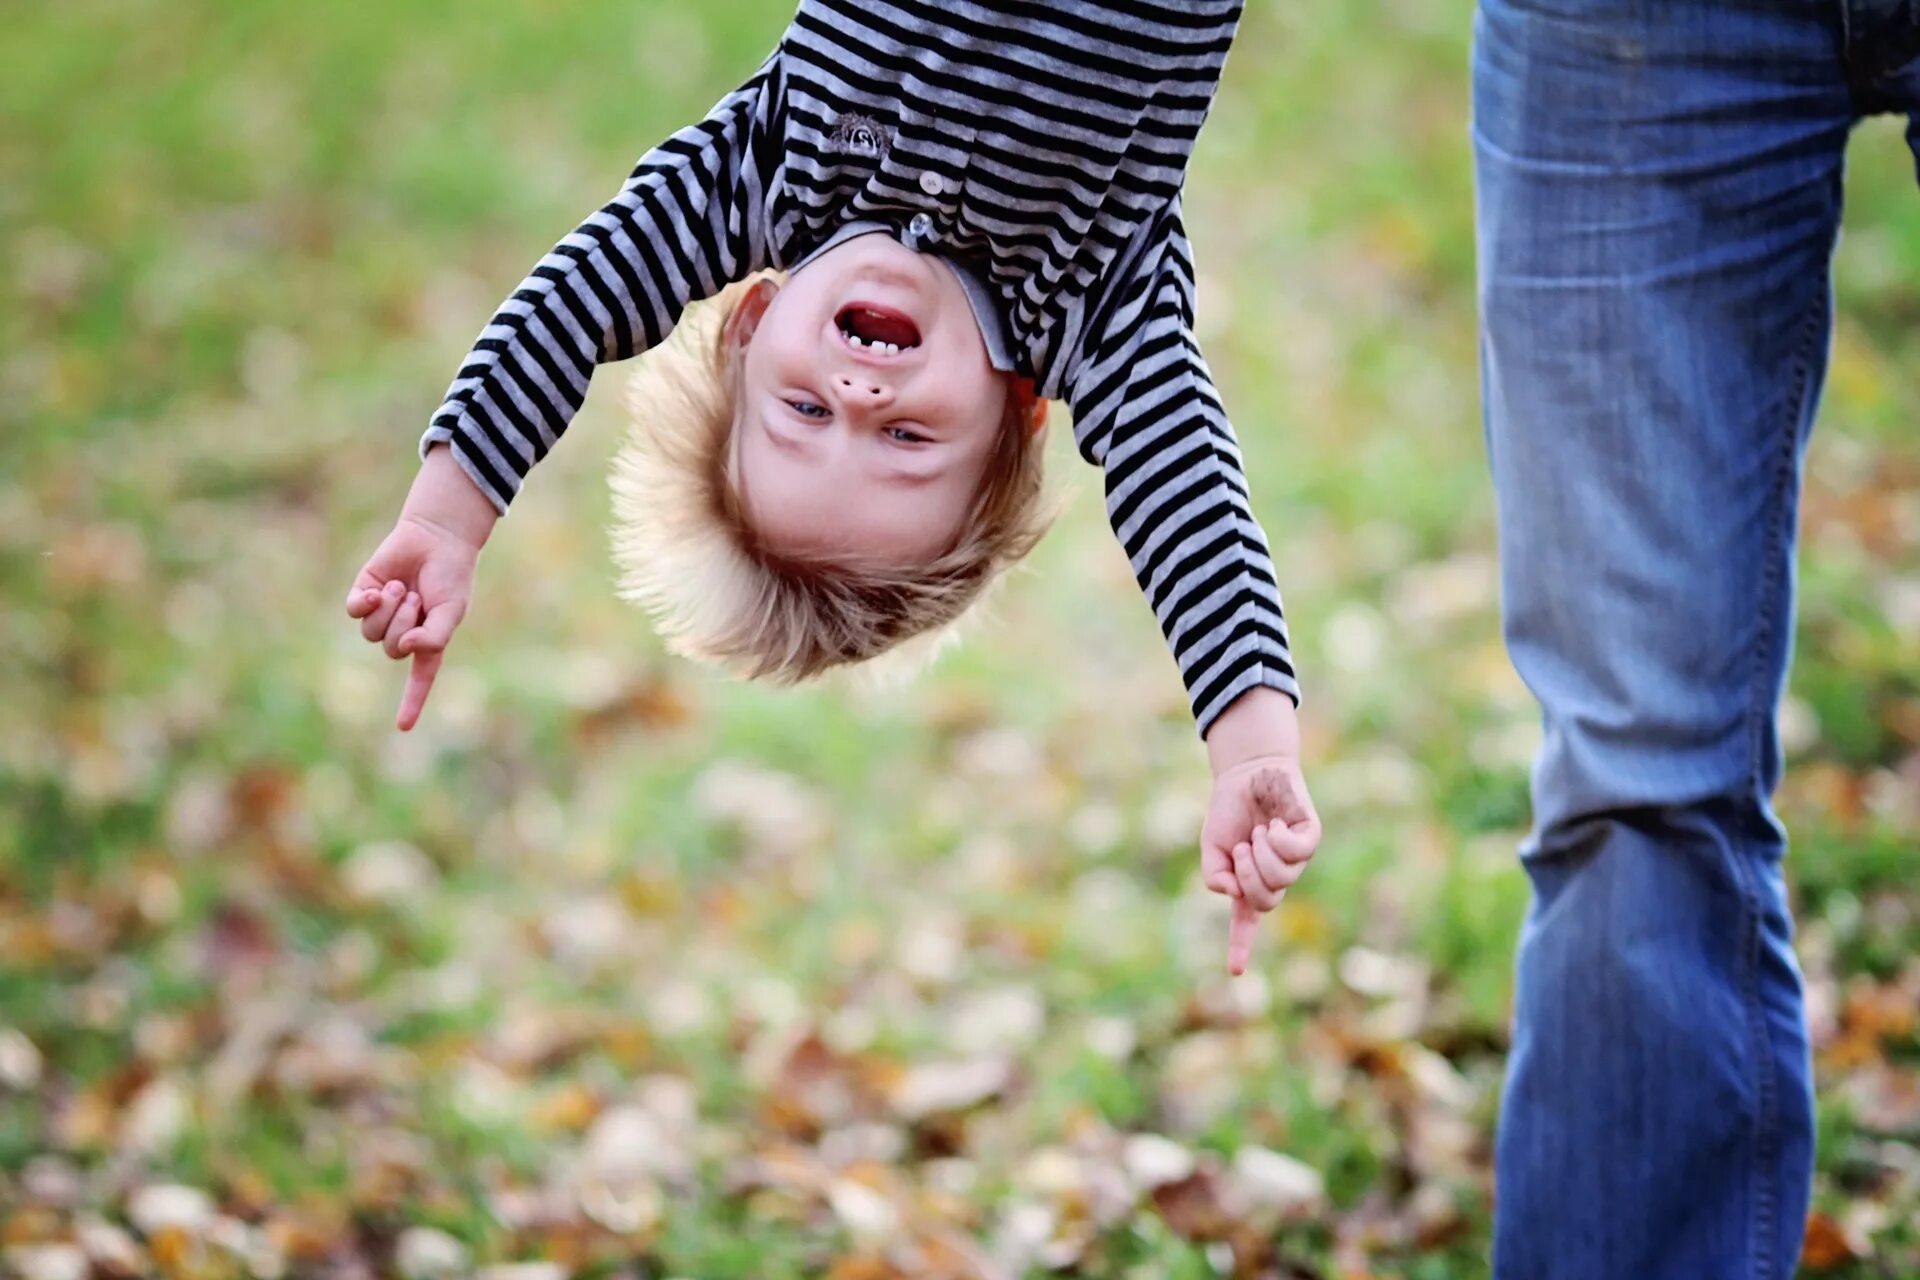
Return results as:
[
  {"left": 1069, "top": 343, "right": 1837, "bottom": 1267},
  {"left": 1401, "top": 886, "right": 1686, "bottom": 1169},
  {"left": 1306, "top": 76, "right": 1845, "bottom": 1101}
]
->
[
  {"left": 918, "top": 170, "right": 946, "bottom": 196},
  {"left": 908, "top": 212, "right": 935, "bottom": 240}
]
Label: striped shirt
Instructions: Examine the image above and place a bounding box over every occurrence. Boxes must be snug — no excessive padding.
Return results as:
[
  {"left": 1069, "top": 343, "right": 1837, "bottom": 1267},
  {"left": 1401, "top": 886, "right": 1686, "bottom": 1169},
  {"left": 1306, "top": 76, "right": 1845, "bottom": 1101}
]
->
[{"left": 421, "top": 0, "right": 1298, "bottom": 734}]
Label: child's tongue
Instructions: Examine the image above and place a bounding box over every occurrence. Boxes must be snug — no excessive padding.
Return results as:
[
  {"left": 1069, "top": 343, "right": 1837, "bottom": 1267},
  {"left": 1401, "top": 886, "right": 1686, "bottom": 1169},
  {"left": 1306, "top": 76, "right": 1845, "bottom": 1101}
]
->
[{"left": 842, "top": 306, "right": 920, "bottom": 348}]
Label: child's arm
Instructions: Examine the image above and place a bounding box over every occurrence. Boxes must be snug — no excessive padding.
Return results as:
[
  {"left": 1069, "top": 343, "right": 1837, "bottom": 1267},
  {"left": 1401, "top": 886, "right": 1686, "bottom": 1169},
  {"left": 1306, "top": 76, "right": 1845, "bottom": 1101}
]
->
[
  {"left": 1063, "top": 197, "right": 1319, "bottom": 972},
  {"left": 423, "top": 62, "right": 781, "bottom": 513},
  {"left": 347, "top": 58, "right": 782, "bottom": 727}
]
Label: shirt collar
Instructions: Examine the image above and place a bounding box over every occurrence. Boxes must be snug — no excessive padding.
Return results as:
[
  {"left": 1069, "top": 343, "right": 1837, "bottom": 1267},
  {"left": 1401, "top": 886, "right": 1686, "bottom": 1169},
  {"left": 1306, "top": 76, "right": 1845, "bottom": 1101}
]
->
[{"left": 788, "top": 221, "right": 1017, "bottom": 374}]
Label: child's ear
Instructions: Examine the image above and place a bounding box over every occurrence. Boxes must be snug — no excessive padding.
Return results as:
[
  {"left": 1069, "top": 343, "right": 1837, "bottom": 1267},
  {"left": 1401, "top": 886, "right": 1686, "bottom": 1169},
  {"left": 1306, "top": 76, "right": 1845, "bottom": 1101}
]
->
[
  {"left": 722, "top": 278, "right": 781, "bottom": 351},
  {"left": 1011, "top": 376, "right": 1050, "bottom": 439}
]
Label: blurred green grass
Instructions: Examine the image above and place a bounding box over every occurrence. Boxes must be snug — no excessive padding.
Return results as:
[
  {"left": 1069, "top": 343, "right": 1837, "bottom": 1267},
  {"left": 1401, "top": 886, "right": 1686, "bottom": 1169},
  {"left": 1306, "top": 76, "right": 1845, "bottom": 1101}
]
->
[{"left": 2, "top": 1, "right": 1916, "bottom": 1277}]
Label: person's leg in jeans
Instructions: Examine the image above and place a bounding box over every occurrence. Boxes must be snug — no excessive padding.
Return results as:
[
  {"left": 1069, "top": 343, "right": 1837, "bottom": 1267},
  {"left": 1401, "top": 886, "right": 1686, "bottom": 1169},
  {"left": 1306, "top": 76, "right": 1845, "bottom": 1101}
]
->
[{"left": 1473, "top": 2, "right": 1847, "bottom": 1275}]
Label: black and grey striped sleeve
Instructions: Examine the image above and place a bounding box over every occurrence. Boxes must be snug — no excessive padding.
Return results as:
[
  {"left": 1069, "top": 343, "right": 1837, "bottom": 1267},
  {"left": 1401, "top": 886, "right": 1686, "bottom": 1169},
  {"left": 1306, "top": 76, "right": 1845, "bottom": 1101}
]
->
[
  {"left": 420, "top": 64, "right": 780, "bottom": 513},
  {"left": 1064, "top": 198, "right": 1298, "bottom": 738}
]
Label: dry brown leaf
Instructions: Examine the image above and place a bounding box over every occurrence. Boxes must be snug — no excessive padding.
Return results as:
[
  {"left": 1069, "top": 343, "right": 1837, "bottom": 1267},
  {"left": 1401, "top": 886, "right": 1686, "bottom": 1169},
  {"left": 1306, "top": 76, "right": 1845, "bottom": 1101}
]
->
[
  {"left": 826, "top": 1255, "right": 907, "bottom": 1280},
  {"left": 1800, "top": 1211, "right": 1858, "bottom": 1271},
  {"left": 145, "top": 1226, "right": 201, "bottom": 1276},
  {"left": 4, "top": 1242, "right": 90, "bottom": 1280},
  {"left": 1844, "top": 978, "right": 1919, "bottom": 1044},
  {"left": 1837, "top": 1063, "right": 1920, "bottom": 1135},
  {"left": 0, "top": 1028, "right": 45, "bottom": 1089},
  {"left": 1151, "top": 1168, "right": 1234, "bottom": 1242},
  {"left": 228, "top": 766, "right": 299, "bottom": 839},
  {"left": 1123, "top": 1133, "right": 1197, "bottom": 1192},
  {"left": 1229, "top": 1146, "right": 1326, "bottom": 1219},
  {"left": 616, "top": 870, "right": 683, "bottom": 919},
  {"left": 2, "top": 1209, "right": 67, "bottom": 1247},
  {"left": 200, "top": 902, "right": 279, "bottom": 978},
  {"left": 890, "top": 1056, "right": 1012, "bottom": 1122},
  {"left": 571, "top": 673, "right": 695, "bottom": 743},
  {"left": 262, "top": 1209, "right": 345, "bottom": 1264},
  {"left": 904, "top": 1225, "right": 1000, "bottom": 1280},
  {"left": 52, "top": 1085, "right": 118, "bottom": 1152},
  {"left": 0, "top": 917, "right": 61, "bottom": 968},
  {"left": 528, "top": 1082, "right": 601, "bottom": 1135},
  {"left": 75, "top": 1216, "right": 146, "bottom": 1278}
]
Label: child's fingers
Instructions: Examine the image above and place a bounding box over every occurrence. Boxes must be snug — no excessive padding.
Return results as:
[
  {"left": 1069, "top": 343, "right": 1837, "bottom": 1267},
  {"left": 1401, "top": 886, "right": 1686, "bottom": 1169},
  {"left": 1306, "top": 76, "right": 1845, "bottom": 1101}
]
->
[
  {"left": 1232, "top": 840, "right": 1281, "bottom": 912},
  {"left": 1227, "top": 841, "right": 1253, "bottom": 899},
  {"left": 396, "top": 648, "right": 443, "bottom": 732},
  {"left": 1267, "top": 814, "right": 1323, "bottom": 864},
  {"left": 1262, "top": 831, "right": 1311, "bottom": 896},
  {"left": 1250, "top": 823, "right": 1299, "bottom": 895},
  {"left": 345, "top": 583, "right": 384, "bottom": 619},
  {"left": 1227, "top": 896, "right": 1260, "bottom": 976},
  {"left": 1200, "top": 838, "right": 1241, "bottom": 898},
  {"left": 360, "top": 579, "right": 407, "bottom": 642},
  {"left": 397, "top": 599, "right": 464, "bottom": 658},
  {"left": 382, "top": 592, "right": 422, "bottom": 659}
]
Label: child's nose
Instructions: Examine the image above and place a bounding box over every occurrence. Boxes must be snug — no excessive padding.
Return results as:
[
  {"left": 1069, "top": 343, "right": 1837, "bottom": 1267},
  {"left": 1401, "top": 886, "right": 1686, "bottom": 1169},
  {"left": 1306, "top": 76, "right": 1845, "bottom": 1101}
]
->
[{"left": 836, "top": 374, "right": 892, "bottom": 407}]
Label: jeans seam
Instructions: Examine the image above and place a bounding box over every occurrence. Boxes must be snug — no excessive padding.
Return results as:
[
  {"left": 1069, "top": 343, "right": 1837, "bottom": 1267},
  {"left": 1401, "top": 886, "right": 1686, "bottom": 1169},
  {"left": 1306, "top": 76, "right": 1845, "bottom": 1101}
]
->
[
  {"left": 1739, "top": 279, "right": 1824, "bottom": 1280},
  {"left": 1748, "top": 276, "right": 1824, "bottom": 795},
  {"left": 1726, "top": 832, "right": 1777, "bottom": 1280}
]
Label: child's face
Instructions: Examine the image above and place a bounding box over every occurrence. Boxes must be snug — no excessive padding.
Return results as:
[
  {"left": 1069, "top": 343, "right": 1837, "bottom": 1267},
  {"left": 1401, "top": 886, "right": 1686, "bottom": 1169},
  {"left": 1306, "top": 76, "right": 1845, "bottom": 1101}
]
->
[{"left": 728, "top": 236, "right": 1011, "bottom": 566}]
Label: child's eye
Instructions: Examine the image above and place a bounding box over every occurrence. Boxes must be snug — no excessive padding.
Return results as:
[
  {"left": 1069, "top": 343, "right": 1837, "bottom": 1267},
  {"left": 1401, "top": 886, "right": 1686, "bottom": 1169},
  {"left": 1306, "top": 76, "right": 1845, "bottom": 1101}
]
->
[
  {"left": 885, "top": 426, "right": 931, "bottom": 445},
  {"left": 788, "top": 400, "right": 830, "bottom": 420}
]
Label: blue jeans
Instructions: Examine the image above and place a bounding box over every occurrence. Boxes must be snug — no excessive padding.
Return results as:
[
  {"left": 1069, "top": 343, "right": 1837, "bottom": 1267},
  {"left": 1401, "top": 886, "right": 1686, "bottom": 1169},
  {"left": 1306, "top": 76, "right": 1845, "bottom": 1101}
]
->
[{"left": 1474, "top": 2, "right": 1920, "bottom": 1276}]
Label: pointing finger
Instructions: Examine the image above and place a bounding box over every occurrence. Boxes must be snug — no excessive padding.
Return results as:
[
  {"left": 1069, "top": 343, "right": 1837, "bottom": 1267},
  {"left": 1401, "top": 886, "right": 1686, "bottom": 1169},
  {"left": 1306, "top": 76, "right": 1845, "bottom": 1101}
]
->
[
  {"left": 396, "top": 648, "right": 443, "bottom": 732},
  {"left": 1228, "top": 896, "right": 1260, "bottom": 976}
]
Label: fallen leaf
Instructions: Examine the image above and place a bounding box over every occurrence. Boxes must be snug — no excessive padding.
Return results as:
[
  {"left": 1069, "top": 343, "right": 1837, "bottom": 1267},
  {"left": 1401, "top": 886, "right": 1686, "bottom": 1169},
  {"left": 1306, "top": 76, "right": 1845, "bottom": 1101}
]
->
[
  {"left": 828, "top": 1177, "right": 902, "bottom": 1247},
  {"left": 1228, "top": 1147, "right": 1326, "bottom": 1218},
  {"left": 0, "top": 1028, "right": 44, "bottom": 1089},
  {"left": 1122, "top": 1133, "right": 1196, "bottom": 1192},
  {"left": 128, "top": 1185, "right": 217, "bottom": 1236},
  {"left": 528, "top": 1083, "right": 601, "bottom": 1135},
  {"left": 3, "top": 1243, "right": 89, "bottom": 1280},
  {"left": 825, "top": 1255, "right": 906, "bottom": 1280},
  {"left": 1800, "top": 1211, "right": 1857, "bottom": 1271},
  {"left": 1151, "top": 1168, "right": 1233, "bottom": 1242},
  {"left": 891, "top": 1057, "right": 1013, "bottom": 1121}
]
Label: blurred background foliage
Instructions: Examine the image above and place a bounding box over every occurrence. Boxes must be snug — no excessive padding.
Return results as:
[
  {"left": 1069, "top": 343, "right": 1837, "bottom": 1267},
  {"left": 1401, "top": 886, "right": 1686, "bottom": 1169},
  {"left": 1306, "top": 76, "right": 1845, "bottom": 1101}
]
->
[{"left": 1, "top": 1, "right": 1915, "bottom": 1276}]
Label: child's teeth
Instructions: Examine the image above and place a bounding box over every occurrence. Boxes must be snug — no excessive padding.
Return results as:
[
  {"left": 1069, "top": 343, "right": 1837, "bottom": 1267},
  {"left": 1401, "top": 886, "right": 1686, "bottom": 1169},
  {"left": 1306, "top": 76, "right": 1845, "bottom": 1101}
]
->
[{"left": 844, "top": 331, "right": 909, "bottom": 355}]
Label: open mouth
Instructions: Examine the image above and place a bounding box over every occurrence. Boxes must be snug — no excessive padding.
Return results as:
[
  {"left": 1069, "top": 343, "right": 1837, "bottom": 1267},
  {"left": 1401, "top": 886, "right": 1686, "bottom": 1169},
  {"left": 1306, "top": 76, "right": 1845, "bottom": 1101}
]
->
[{"left": 836, "top": 304, "right": 922, "bottom": 356}]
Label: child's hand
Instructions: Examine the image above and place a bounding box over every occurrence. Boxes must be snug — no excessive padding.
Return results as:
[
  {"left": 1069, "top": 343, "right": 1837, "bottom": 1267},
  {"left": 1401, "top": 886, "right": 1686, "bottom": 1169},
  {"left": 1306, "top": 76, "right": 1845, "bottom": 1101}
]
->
[
  {"left": 344, "top": 446, "right": 496, "bottom": 731},
  {"left": 1200, "top": 689, "right": 1322, "bottom": 976}
]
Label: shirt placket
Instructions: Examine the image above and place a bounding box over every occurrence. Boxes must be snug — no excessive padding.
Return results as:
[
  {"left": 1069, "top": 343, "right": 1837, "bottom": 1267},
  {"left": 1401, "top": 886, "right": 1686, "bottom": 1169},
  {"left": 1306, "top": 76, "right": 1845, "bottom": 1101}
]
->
[{"left": 875, "top": 116, "right": 976, "bottom": 253}]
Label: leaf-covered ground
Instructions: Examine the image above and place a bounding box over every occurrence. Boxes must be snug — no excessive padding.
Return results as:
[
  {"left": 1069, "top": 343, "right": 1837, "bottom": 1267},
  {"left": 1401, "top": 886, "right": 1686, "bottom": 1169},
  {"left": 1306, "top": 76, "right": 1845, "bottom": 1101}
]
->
[{"left": 2, "top": 2, "right": 1915, "bottom": 1276}]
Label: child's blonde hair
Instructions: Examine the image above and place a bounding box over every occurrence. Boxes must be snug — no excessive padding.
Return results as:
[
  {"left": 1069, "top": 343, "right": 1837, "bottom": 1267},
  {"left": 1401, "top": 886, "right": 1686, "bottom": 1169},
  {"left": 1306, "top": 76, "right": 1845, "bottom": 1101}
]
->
[{"left": 610, "top": 275, "right": 1057, "bottom": 685}]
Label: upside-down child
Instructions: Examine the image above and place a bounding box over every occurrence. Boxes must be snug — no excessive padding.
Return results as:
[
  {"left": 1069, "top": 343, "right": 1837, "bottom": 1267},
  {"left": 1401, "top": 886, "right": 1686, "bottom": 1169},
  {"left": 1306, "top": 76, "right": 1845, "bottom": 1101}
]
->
[{"left": 345, "top": 0, "right": 1321, "bottom": 972}]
